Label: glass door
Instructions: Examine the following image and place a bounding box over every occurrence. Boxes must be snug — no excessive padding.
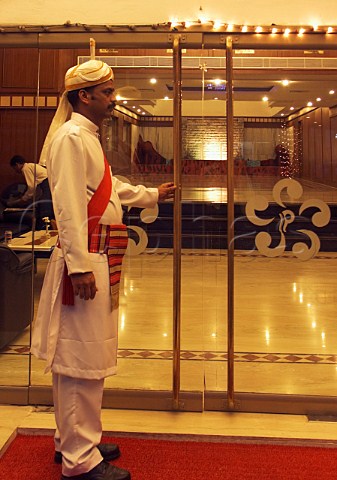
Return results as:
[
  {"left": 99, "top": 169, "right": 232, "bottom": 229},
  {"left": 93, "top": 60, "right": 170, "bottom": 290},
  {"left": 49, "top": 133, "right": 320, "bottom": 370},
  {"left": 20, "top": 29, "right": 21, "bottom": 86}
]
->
[{"left": 206, "top": 44, "right": 337, "bottom": 413}]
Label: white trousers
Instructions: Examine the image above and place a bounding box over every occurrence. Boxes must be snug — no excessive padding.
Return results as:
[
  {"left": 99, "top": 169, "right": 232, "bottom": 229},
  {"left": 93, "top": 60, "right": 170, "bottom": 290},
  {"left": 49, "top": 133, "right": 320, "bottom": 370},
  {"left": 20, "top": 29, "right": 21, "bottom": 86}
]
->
[{"left": 53, "top": 372, "right": 105, "bottom": 476}]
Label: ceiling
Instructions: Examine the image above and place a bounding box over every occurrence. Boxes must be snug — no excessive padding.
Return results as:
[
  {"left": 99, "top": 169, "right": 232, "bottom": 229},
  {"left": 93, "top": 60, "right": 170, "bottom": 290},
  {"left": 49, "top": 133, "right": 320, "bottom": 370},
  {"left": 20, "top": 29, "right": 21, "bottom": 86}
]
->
[{"left": 103, "top": 52, "right": 337, "bottom": 118}]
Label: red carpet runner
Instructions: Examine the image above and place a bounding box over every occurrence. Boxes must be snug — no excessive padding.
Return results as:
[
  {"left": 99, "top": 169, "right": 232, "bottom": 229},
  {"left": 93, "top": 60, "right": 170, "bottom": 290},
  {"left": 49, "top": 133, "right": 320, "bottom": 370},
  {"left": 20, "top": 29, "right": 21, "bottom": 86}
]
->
[{"left": 1, "top": 434, "right": 337, "bottom": 480}]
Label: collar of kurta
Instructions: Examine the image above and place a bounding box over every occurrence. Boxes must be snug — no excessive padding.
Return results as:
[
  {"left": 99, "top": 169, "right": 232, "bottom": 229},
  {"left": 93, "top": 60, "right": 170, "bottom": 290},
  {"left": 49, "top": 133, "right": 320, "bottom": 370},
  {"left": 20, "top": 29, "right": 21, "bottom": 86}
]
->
[{"left": 70, "top": 112, "right": 100, "bottom": 135}]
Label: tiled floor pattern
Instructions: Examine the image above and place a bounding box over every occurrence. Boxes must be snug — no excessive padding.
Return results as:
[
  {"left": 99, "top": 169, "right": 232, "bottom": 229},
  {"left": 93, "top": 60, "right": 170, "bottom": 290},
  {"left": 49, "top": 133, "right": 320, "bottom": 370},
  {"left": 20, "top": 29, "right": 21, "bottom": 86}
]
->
[{"left": 3, "top": 344, "right": 337, "bottom": 365}]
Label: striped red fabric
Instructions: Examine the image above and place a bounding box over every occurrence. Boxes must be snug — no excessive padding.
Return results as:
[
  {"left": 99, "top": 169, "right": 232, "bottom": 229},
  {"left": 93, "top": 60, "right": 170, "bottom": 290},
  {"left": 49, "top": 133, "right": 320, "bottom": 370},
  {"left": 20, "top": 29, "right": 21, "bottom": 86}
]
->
[{"left": 89, "top": 224, "right": 128, "bottom": 309}]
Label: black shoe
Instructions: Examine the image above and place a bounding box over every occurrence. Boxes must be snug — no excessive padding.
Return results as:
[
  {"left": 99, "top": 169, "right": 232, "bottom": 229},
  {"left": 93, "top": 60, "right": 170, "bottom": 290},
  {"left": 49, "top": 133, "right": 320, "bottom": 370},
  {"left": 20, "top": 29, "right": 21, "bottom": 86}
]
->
[
  {"left": 55, "top": 444, "right": 120, "bottom": 464},
  {"left": 60, "top": 460, "right": 130, "bottom": 480}
]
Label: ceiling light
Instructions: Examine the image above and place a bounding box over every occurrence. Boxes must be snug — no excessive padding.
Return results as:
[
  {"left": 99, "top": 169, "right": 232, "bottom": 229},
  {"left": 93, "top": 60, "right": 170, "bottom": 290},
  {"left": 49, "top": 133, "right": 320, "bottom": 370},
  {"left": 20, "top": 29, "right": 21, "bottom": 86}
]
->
[
  {"left": 123, "top": 100, "right": 127, "bottom": 104},
  {"left": 327, "top": 27, "right": 334, "bottom": 33},
  {"left": 290, "top": 106, "right": 294, "bottom": 110},
  {"left": 307, "top": 101, "right": 313, "bottom": 106},
  {"left": 214, "top": 97, "right": 218, "bottom": 100},
  {"left": 150, "top": 78, "right": 157, "bottom": 84},
  {"left": 255, "top": 26, "right": 262, "bottom": 33},
  {"left": 298, "top": 28, "right": 305, "bottom": 36},
  {"left": 214, "top": 78, "right": 223, "bottom": 85},
  {"left": 115, "top": 94, "right": 122, "bottom": 101},
  {"left": 213, "top": 20, "right": 222, "bottom": 30},
  {"left": 316, "top": 97, "right": 321, "bottom": 101},
  {"left": 227, "top": 24, "right": 234, "bottom": 31},
  {"left": 241, "top": 25, "right": 248, "bottom": 32},
  {"left": 282, "top": 79, "right": 289, "bottom": 86},
  {"left": 271, "top": 27, "right": 278, "bottom": 34},
  {"left": 164, "top": 96, "right": 169, "bottom": 100},
  {"left": 284, "top": 28, "right": 291, "bottom": 36},
  {"left": 329, "top": 90, "right": 335, "bottom": 95},
  {"left": 142, "top": 112, "right": 146, "bottom": 115},
  {"left": 281, "top": 113, "right": 285, "bottom": 116},
  {"left": 262, "top": 96, "right": 268, "bottom": 102}
]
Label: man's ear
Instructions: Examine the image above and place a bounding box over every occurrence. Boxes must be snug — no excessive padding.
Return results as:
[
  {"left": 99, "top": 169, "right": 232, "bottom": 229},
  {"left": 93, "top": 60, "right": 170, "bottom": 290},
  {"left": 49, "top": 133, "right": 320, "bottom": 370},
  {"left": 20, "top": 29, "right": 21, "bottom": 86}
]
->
[{"left": 78, "top": 89, "right": 90, "bottom": 105}]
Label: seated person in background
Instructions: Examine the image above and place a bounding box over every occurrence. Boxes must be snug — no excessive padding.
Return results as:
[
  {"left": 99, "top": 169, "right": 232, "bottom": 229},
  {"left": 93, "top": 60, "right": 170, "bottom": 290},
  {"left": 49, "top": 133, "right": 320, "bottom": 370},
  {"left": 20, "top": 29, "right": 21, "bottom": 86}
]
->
[{"left": 9, "top": 154, "right": 55, "bottom": 230}]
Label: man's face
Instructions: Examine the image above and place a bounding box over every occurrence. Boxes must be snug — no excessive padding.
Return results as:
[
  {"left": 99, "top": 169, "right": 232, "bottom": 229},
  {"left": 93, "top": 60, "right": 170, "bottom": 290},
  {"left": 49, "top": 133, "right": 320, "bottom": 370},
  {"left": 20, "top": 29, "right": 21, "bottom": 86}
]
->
[{"left": 85, "top": 80, "right": 116, "bottom": 124}]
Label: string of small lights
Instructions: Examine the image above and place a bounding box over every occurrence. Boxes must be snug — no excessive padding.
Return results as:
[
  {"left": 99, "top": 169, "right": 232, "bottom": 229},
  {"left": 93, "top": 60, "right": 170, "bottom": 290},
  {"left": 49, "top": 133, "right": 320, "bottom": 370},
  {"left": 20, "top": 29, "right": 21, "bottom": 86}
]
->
[{"left": 0, "top": 22, "right": 336, "bottom": 34}]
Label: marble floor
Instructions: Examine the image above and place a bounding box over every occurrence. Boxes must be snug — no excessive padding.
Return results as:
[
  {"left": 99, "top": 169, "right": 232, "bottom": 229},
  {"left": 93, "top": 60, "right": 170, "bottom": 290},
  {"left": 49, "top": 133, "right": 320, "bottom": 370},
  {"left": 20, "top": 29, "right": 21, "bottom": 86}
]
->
[{"left": 2, "top": 405, "right": 337, "bottom": 460}]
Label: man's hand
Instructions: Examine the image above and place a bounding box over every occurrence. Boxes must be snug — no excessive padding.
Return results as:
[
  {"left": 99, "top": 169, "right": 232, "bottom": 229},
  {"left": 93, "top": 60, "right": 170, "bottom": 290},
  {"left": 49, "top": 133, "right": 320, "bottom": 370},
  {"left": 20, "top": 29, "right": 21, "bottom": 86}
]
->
[
  {"left": 157, "top": 182, "right": 176, "bottom": 201},
  {"left": 70, "top": 272, "right": 98, "bottom": 300}
]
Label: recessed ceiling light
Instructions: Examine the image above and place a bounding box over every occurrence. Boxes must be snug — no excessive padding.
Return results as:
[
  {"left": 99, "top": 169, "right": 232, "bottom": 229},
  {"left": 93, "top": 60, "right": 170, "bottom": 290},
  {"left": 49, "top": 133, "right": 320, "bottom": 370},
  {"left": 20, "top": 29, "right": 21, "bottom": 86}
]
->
[
  {"left": 316, "top": 97, "right": 321, "bottom": 102},
  {"left": 290, "top": 106, "right": 294, "bottom": 110},
  {"left": 282, "top": 79, "right": 289, "bottom": 86},
  {"left": 262, "top": 96, "right": 268, "bottom": 102},
  {"left": 329, "top": 90, "right": 335, "bottom": 95},
  {"left": 164, "top": 96, "right": 169, "bottom": 100},
  {"left": 307, "top": 101, "right": 313, "bottom": 106},
  {"left": 123, "top": 100, "right": 128, "bottom": 104},
  {"left": 150, "top": 78, "right": 157, "bottom": 84}
]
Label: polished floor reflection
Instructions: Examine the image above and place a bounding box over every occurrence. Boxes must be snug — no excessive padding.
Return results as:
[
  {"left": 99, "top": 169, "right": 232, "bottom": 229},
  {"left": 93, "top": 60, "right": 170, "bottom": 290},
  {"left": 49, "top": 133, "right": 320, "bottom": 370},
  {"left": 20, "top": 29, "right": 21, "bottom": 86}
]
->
[{"left": 1, "top": 176, "right": 337, "bottom": 399}]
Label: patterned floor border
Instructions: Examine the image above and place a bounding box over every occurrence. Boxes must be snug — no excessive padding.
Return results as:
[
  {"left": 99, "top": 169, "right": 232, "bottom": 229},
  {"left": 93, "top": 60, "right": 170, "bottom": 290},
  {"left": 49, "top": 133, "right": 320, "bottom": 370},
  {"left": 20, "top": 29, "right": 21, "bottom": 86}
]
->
[{"left": 2, "top": 345, "right": 337, "bottom": 364}]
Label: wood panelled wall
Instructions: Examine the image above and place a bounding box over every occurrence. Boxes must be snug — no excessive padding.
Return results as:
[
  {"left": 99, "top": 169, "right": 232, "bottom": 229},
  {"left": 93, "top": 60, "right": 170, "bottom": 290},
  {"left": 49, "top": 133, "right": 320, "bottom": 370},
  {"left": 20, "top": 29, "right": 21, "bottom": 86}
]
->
[{"left": 0, "top": 48, "right": 77, "bottom": 191}]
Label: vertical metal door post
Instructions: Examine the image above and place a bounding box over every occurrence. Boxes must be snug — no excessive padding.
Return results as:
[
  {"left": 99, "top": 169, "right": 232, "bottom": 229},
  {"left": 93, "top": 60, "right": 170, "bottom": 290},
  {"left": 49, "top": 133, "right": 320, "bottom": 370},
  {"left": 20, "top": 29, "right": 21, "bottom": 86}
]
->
[
  {"left": 226, "top": 36, "right": 235, "bottom": 410},
  {"left": 172, "top": 35, "right": 182, "bottom": 410}
]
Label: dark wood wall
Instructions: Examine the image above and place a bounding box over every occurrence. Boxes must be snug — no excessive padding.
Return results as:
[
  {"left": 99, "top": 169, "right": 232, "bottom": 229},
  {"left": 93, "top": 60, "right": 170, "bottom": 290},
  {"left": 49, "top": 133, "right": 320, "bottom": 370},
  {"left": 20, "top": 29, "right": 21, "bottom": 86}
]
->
[{"left": 0, "top": 48, "right": 77, "bottom": 191}]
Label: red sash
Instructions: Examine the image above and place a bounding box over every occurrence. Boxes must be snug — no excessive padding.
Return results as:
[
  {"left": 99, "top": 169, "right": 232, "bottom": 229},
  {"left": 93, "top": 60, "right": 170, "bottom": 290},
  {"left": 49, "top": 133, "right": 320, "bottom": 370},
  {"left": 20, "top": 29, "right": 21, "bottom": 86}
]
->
[{"left": 62, "top": 155, "right": 112, "bottom": 305}]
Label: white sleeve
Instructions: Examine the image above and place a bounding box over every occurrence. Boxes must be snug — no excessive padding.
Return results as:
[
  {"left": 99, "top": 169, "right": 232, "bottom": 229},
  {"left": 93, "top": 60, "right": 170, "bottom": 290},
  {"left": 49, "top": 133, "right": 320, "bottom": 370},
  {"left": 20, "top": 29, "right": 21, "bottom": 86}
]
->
[
  {"left": 21, "top": 164, "right": 36, "bottom": 201},
  {"left": 112, "top": 176, "right": 158, "bottom": 209},
  {"left": 48, "top": 132, "right": 92, "bottom": 275}
]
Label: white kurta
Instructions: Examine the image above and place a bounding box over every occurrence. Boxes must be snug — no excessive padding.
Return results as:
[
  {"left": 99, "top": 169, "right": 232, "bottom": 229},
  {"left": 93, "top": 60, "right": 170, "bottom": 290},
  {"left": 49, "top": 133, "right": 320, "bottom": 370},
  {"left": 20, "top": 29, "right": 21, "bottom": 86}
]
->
[{"left": 31, "top": 112, "right": 158, "bottom": 379}]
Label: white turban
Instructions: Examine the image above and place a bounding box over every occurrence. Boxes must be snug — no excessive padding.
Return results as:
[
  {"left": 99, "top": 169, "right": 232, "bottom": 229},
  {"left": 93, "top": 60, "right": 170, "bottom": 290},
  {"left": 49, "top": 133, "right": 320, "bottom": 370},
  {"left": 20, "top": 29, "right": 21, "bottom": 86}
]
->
[{"left": 39, "top": 60, "right": 113, "bottom": 166}]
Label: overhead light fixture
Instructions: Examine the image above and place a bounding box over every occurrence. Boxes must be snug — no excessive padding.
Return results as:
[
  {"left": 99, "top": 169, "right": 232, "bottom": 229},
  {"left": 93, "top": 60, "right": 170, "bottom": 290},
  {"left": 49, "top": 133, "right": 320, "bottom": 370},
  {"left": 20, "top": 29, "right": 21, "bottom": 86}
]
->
[
  {"left": 327, "top": 27, "right": 334, "bottom": 33},
  {"left": 255, "top": 26, "right": 263, "bottom": 33},
  {"left": 290, "top": 106, "right": 294, "bottom": 110},
  {"left": 262, "top": 96, "right": 268, "bottom": 102},
  {"left": 271, "top": 27, "right": 278, "bottom": 34},
  {"left": 213, "top": 20, "right": 222, "bottom": 30},
  {"left": 316, "top": 97, "right": 321, "bottom": 102},
  {"left": 307, "top": 101, "right": 313, "bottom": 106},
  {"left": 282, "top": 79, "right": 289, "bottom": 86},
  {"left": 241, "top": 25, "right": 248, "bottom": 32},
  {"left": 150, "top": 78, "right": 157, "bottom": 84},
  {"left": 329, "top": 89, "right": 335, "bottom": 94}
]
